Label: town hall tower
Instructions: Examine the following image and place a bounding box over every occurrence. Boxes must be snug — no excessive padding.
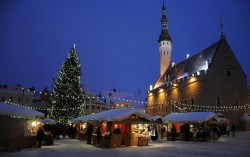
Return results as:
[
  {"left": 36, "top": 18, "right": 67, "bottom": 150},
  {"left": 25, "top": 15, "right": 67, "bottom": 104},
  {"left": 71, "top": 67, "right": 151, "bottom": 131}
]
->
[{"left": 158, "top": 2, "right": 172, "bottom": 76}]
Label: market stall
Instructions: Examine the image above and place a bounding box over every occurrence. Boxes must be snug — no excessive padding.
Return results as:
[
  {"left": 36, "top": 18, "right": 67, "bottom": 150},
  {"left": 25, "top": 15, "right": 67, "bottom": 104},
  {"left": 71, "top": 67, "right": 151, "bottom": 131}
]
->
[
  {"left": 162, "top": 112, "right": 220, "bottom": 141},
  {"left": 70, "top": 108, "right": 152, "bottom": 148},
  {"left": 0, "top": 102, "right": 44, "bottom": 152},
  {"left": 240, "top": 112, "right": 250, "bottom": 131}
]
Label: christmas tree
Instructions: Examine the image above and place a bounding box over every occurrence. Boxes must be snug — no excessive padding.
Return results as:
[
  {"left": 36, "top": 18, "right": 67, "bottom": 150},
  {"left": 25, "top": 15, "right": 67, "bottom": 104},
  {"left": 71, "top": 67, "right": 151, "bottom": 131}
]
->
[{"left": 50, "top": 45, "right": 85, "bottom": 123}]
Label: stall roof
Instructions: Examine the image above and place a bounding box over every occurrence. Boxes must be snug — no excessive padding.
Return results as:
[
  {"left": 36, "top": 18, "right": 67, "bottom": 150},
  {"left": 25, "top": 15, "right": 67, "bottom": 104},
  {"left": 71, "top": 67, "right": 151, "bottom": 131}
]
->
[
  {"left": 162, "top": 112, "right": 219, "bottom": 123},
  {"left": 41, "top": 118, "right": 56, "bottom": 124},
  {"left": 151, "top": 115, "right": 163, "bottom": 123},
  {"left": 0, "top": 102, "right": 44, "bottom": 119},
  {"left": 70, "top": 108, "right": 152, "bottom": 122},
  {"left": 240, "top": 112, "right": 250, "bottom": 120},
  {"left": 216, "top": 112, "right": 230, "bottom": 123},
  {"left": 69, "top": 113, "right": 96, "bottom": 123}
]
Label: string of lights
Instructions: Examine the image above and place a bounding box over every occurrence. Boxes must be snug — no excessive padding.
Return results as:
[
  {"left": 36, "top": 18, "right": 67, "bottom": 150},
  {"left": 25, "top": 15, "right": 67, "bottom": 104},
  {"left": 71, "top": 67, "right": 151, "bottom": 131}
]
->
[{"left": 170, "top": 101, "right": 249, "bottom": 112}]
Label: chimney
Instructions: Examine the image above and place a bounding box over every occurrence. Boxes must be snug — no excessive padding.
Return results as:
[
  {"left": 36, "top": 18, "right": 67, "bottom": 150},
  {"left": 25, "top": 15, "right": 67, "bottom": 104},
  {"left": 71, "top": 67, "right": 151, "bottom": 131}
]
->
[
  {"left": 172, "top": 62, "right": 175, "bottom": 67},
  {"left": 186, "top": 54, "right": 190, "bottom": 59}
]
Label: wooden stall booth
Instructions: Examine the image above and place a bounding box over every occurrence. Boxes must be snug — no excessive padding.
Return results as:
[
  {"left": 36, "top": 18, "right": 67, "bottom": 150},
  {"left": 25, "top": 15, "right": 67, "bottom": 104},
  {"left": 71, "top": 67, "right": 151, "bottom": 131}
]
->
[
  {"left": 71, "top": 108, "right": 152, "bottom": 148},
  {"left": 162, "top": 112, "right": 220, "bottom": 142},
  {"left": 0, "top": 102, "right": 44, "bottom": 152}
]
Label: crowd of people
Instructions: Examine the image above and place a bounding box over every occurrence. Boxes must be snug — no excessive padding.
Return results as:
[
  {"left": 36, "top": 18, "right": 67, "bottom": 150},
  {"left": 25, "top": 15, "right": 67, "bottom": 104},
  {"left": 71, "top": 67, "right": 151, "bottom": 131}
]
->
[{"left": 35, "top": 122, "right": 238, "bottom": 148}]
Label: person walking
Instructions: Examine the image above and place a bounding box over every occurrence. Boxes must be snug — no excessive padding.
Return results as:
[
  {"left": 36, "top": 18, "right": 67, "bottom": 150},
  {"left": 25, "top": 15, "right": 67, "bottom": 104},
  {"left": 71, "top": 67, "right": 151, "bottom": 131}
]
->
[
  {"left": 36, "top": 126, "right": 45, "bottom": 148},
  {"left": 231, "top": 124, "right": 236, "bottom": 137},
  {"left": 226, "top": 124, "right": 231, "bottom": 137},
  {"left": 86, "top": 125, "right": 93, "bottom": 144},
  {"left": 97, "top": 125, "right": 102, "bottom": 144},
  {"left": 157, "top": 125, "right": 162, "bottom": 142},
  {"left": 171, "top": 125, "right": 176, "bottom": 141},
  {"left": 193, "top": 126, "right": 198, "bottom": 142}
]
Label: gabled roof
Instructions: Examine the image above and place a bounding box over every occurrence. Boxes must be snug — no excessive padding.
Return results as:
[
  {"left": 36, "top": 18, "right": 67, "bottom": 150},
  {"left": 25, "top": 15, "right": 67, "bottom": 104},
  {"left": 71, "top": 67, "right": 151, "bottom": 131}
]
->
[
  {"left": 154, "top": 39, "right": 222, "bottom": 89},
  {"left": 70, "top": 108, "right": 152, "bottom": 123}
]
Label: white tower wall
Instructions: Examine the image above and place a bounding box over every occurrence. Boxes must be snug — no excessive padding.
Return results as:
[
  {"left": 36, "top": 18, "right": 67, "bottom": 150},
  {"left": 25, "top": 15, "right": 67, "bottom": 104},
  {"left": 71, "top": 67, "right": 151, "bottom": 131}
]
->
[{"left": 159, "top": 40, "right": 172, "bottom": 75}]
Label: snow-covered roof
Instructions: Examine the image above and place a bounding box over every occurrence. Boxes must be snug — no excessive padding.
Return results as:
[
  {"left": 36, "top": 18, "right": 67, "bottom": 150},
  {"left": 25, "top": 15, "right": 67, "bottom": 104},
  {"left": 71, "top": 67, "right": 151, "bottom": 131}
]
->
[
  {"left": 151, "top": 115, "right": 163, "bottom": 122},
  {"left": 154, "top": 39, "right": 221, "bottom": 89},
  {"left": 69, "top": 113, "right": 96, "bottom": 123},
  {"left": 240, "top": 112, "right": 250, "bottom": 120},
  {"left": 216, "top": 112, "right": 230, "bottom": 123},
  {"left": 162, "top": 112, "right": 219, "bottom": 123},
  {"left": 70, "top": 108, "right": 152, "bottom": 123},
  {"left": 41, "top": 118, "right": 56, "bottom": 124},
  {"left": 0, "top": 102, "right": 44, "bottom": 119}
]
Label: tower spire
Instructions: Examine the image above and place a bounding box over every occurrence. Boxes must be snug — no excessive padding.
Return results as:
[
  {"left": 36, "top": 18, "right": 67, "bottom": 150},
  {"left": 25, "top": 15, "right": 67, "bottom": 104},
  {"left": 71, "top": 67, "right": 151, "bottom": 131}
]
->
[
  {"left": 158, "top": 2, "right": 172, "bottom": 76},
  {"left": 158, "top": 1, "right": 171, "bottom": 43},
  {"left": 220, "top": 18, "right": 225, "bottom": 39}
]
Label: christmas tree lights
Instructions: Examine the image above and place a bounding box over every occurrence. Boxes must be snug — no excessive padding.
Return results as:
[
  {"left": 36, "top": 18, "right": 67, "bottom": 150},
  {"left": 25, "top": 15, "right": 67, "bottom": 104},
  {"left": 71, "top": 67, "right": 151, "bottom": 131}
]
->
[{"left": 49, "top": 46, "right": 85, "bottom": 123}]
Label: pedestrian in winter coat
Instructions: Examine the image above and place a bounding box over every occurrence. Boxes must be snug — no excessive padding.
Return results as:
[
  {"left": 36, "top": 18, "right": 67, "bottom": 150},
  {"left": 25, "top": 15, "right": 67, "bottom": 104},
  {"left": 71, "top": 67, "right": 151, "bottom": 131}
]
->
[
  {"left": 231, "top": 124, "right": 236, "bottom": 137},
  {"left": 226, "top": 125, "right": 231, "bottom": 136},
  {"left": 36, "top": 126, "right": 45, "bottom": 148}
]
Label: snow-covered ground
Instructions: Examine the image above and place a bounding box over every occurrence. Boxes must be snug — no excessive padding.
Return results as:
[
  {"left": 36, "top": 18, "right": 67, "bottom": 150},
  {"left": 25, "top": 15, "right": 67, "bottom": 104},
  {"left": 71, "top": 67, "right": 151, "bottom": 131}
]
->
[{"left": 1, "top": 131, "right": 250, "bottom": 157}]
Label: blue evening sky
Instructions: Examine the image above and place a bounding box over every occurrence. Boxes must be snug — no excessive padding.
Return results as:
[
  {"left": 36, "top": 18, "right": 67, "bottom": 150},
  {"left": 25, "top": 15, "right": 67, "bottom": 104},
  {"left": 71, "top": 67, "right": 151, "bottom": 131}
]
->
[{"left": 0, "top": 0, "right": 249, "bottom": 99}]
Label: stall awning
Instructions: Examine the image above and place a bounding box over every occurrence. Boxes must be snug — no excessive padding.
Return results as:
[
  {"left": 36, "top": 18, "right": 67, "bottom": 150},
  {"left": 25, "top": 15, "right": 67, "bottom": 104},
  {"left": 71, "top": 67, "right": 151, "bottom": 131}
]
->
[
  {"left": 70, "top": 108, "right": 152, "bottom": 123},
  {"left": 162, "top": 112, "right": 219, "bottom": 123},
  {"left": 0, "top": 102, "right": 44, "bottom": 119}
]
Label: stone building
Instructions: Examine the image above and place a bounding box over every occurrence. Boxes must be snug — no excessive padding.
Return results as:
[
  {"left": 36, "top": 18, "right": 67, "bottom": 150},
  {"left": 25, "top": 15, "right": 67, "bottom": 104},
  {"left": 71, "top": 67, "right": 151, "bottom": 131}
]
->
[
  {"left": 0, "top": 85, "right": 36, "bottom": 105},
  {"left": 147, "top": 3, "right": 248, "bottom": 125}
]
